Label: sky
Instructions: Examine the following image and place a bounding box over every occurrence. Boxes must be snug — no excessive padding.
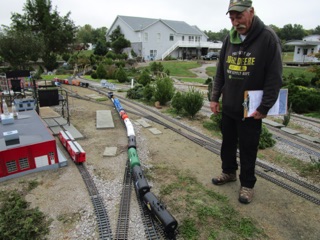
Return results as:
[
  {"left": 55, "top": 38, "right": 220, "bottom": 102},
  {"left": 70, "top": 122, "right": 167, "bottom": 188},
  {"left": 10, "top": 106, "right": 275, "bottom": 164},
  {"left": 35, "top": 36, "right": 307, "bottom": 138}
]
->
[{"left": 0, "top": 0, "right": 319, "bottom": 32}]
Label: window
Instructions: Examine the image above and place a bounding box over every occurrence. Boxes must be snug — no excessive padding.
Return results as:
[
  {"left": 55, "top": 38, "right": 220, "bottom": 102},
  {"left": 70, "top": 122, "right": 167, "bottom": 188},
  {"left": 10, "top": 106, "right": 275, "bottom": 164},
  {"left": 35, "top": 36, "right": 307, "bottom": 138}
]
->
[
  {"left": 6, "top": 160, "right": 17, "bottom": 173},
  {"left": 19, "top": 158, "right": 29, "bottom": 170},
  {"left": 150, "top": 50, "right": 157, "bottom": 57},
  {"left": 303, "top": 49, "right": 308, "bottom": 55},
  {"left": 311, "top": 48, "right": 314, "bottom": 54},
  {"left": 297, "top": 48, "right": 300, "bottom": 54},
  {"left": 195, "top": 36, "right": 200, "bottom": 42},
  {"left": 144, "top": 32, "right": 148, "bottom": 42},
  {"left": 49, "top": 152, "right": 55, "bottom": 161},
  {"left": 157, "top": 33, "right": 161, "bottom": 42},
  {"left": 169, "top": 34, "right": 174, "bottom": 41},
  {"left": 182, "top": 36, "right": 185, "bottom": 41},
  {"left": 189, "top": 36, "right": 194, "bottom": 42}
]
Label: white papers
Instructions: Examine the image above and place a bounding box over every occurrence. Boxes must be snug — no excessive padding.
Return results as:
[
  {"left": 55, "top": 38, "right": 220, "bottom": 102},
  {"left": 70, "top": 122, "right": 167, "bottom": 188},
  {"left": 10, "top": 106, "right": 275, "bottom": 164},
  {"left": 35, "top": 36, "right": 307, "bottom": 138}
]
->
[{"left": 244, "top": 89, "right": 288, "bottom": 117}]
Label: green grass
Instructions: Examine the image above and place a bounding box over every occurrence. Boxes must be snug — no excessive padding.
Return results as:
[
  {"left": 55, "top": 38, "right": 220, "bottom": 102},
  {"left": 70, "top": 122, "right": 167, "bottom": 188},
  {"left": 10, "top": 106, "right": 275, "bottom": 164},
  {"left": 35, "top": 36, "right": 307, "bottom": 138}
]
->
[
  {"left": 282, "top": 52, "right": 294, "bottom": 62},
  {"left": 161, "top": 61, "right": 200, "bottom": 77},
  {"left": 304, "top": 112, "right": 320, "bottom": 118},
  {"left": 283, "top": 66, "right": 315, "bottom": 79},
  {"left": 153, "top": 166, "right": 266, "bottom": 239}
]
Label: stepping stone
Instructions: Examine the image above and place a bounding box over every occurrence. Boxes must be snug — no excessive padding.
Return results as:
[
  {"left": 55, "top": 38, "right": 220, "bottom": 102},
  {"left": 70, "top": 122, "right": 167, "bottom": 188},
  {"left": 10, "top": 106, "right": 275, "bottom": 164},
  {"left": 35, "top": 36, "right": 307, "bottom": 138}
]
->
[
  {"left": 263, "top": 118, "right": 284, "bottom": 128},
  {"left": 281, "top": 127, "right": 300, "bottom": 135},
  {"left": 136, "top": 118, "right": 151, "bottom": 128},
  {"left": 148, "top": 128, "right": 162, "bottom": 135},
  {"left": 103, "top": 147, "right": 117, "bottom": 156},
  {"left": 96, "top": 110, "right": 114, "bottom": 129}
]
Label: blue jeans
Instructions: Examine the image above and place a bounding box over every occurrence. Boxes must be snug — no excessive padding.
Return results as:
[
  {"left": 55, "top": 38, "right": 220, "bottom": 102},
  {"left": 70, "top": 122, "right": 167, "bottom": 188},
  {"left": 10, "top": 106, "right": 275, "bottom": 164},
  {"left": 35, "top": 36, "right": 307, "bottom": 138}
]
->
[{"left": 220, "top": 113, "right": 262, "bottom": 188}]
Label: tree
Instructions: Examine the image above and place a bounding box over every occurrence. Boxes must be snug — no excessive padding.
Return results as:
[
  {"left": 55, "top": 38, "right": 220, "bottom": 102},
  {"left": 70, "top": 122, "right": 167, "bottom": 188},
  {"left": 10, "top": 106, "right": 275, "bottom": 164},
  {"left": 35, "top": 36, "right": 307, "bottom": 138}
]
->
[
  {"left": 0, "top": 29, "right": 44, "bottom": 69},
  {"left": 10, "top": 0, "right": 77, "bottom": 71},
  {"left": 311, "top": 25, "right": 320, "bottom": 35},
  {"left": 76, "top": 25, "right": 107, "bottom": 45},
  {"left": 76, "top": 24, "right": 94, "bottom": 44},
  {"left": 279, "top": 24, "right": 306, "bottom": 41},
  {"left": 111, "top": 36, "right": 131, "bottom": 54},
  {"left": 94, "top": 39, "right": 109, "bottom": 56},
  {"left": 108, "top": 26, "right": 124, "bottom": 42}
]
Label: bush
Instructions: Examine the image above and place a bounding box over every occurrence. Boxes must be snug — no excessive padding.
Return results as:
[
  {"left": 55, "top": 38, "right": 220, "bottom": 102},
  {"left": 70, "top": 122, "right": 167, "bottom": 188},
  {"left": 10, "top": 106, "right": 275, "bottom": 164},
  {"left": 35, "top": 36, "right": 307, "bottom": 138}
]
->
[
  {"left": 288, "top": 84, "right": 320, "bottom": 113},
  {"left": 258, "top": 124, "right": 276, "bottom": 149},
  {"left": 0, "top": 190, "right": 50, "bottom": 239},
  {"left": 207, "top": 77, "right": 213, "bottom": 101},
  {"left": 126, "top": 84, "right": 144, "bottom": 99},
  {"left": 96, "top": 63, "right": 107, "bottom": 79},
  {"left": 138, "top": 70, "right": 152, "bottom": 86},
  {"left": 115, "top": 67, "right": 128, "bottom": 83},
  {"left": 182, "top": 87, "right": 204, "bottom": 118},
  {"left": 154, "top": 77, "right": 175, "bottom": 105},
  {"left": 91, "top": 71, "right": 98, "bottom": 79},
  {"left": 143, "top": 84, "right": 155, "bottom": 101},
  {"left": 171, "top": 91, "right": 185, "bottom": 114}
]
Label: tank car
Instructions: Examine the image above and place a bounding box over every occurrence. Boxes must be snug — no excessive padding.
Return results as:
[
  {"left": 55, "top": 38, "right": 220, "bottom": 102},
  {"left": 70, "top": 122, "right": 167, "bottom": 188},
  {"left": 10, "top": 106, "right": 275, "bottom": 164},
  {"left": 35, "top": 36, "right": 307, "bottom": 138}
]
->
[
  {"left": 128, "top": 148, "right": 140, "bottom": 168},
  {"left": 132, "top": 165, "right": 150, "bottom": 197},
  {"left": 143, "top": 192, "right": 178, "bottom": 234}
]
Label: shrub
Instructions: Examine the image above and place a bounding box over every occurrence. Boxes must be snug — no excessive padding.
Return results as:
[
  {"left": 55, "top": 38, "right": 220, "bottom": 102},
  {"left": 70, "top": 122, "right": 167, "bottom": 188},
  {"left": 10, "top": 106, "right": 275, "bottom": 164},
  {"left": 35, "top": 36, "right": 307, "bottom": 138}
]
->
[
  {"left": 182, "top": 87, "right": 204, "bottom": 118},
  {"left": 210, "top": 111, "right": 222, "bottom": 131},
  {"left": 207, "top": 77, "right": 213, "bottom": 101},
  {"left": 96, "top": 63, "right": 107, "bottom": 79},
  {"left": 91, "top": 71, "right": 98, "bottom": 79},
  {"left": 143, "top": 84, "right": 155, "bottom": 101},
  {"left": 154, "top": 77, "right": 175, "bottom": 105},
  {"left": 150, "top": 62, "right": 164, "bottom": 75},
  {"left": 115, "top": 67, "right": 128, "bottom": 83},
  {"left": 288, "top": 84, "right": 320, "bottom": 113},
  {"left": 0, "top": 190, "right": 50, "bottom": 239},
  {"left": 259, "top": 124, "right": 275, "bottom": 149},
  {"left": 126, "top": 84, "right": 144, "bottom": 99},
  {"left": 171, "top": 91, "right": 185, "bottom": 114},
  {"left": 138, "top": 70, "right": 152, "bottom": 86}
]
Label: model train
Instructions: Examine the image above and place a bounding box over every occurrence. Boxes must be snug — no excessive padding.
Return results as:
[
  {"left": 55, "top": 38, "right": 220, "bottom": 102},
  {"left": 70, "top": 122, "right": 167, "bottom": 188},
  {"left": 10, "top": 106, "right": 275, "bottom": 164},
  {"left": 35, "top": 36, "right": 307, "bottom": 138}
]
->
[
  {"left": 58, "top": 130, "right": 86, "bottom": 164},
  {"left": 54, "top": 78, "right": 89, "bottom": 88},
  {"left": 107, "top": 92, "right": 178, "bottom": 236}
]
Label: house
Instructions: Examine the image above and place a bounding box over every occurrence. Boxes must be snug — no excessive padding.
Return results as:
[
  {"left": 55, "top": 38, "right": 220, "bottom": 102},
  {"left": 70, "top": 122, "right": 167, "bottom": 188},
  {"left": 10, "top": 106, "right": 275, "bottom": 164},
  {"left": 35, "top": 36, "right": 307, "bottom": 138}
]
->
[
  {"left": 0, "top": 109, "right": 63, "bottom": 182},
  {"left": 106, "top": 15, "right": 222, "bottom": 60},
  {"left": 285, "top": 35, "right": 320, "bottom": 64}
]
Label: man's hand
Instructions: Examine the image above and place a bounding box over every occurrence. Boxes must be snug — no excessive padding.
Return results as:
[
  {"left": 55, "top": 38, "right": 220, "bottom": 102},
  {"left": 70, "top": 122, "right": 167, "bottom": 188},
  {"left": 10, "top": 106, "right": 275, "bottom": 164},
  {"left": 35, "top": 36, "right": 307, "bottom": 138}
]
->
[
  {"left": 210, "top": 101, "right": 220, "bottom": 115},
  {"left": 250, "top": 110, "right": 266, "bottom": 119}
]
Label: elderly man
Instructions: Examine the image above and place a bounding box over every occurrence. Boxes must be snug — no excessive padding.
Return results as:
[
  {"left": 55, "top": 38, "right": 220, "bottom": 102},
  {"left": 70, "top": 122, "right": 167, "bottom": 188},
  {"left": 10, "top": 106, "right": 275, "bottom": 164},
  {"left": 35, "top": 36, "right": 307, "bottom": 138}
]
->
[{"left": 210, "top": 0, "right": 282, "bottom": 204}]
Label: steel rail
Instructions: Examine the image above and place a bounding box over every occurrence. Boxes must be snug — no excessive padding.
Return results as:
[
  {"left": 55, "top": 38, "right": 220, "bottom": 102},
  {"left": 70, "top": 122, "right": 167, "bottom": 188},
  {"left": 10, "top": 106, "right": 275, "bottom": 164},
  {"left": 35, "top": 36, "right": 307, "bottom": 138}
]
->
[
  {"left": 77, "top": 164, "right": 113, "bottom": 239},
  {"left": 115, "top": 160, "right": 132, "bottom": 240}
]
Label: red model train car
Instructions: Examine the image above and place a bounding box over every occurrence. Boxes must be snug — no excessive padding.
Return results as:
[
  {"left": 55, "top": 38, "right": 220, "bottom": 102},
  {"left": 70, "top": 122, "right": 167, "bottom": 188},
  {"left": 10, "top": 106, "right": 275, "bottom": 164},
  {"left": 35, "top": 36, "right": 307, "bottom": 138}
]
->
[{"left": 58, "top": 130, "right": 86, "bottom": 164}]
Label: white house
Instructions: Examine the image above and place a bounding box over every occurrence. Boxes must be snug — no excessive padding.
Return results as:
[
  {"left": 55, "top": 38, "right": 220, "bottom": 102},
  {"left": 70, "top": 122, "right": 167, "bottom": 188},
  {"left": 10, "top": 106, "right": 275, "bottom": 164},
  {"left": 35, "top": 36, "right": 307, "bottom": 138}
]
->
[
  {"left": 106, "top": 15, "right": 222, "bottom": 61},
  {"left": 285, "top": 35, "right": 320, "bottom": 63}
]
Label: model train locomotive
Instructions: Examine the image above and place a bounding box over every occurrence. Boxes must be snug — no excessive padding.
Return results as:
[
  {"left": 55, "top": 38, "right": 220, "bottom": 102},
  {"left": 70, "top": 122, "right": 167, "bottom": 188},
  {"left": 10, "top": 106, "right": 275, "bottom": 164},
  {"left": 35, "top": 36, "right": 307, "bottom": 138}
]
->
[
  {"left": 58, "top": 130, "right": 86, "bottom": 164},
  {"left": 107, "top": 92, "right": 178, "bottom": 235}
]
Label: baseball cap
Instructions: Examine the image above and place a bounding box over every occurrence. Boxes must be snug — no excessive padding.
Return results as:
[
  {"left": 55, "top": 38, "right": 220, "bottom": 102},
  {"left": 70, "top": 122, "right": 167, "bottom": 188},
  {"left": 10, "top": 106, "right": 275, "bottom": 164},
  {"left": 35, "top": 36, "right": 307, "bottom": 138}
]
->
[{"left": 227, "top": 0, "right": 252, "bottom": 14}]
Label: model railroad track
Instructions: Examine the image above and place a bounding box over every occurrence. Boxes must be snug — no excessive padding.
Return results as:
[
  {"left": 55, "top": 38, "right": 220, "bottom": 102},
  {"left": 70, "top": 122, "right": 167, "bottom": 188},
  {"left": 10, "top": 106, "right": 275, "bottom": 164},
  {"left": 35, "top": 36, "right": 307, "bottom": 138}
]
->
[
  {"left": 64, "top": 87, "right": 320, "bottom": 205},
  {"left": 62, "top": 87, "right": 171, "bottom": 239},
  {"left": 269, "top": 127, "right": 320, "bottom": 158},
  {"left": 133, "top": 178, "right": 168, "bottom": 240},
  {"left": 291, "top": 113, "right": 320, "bottom": 126},
  {"left": 201, "top": 104, "right": 320, "bottom": 158},
  {"left": 77, "top": 164, "right": 113, "bottom": 240},
  {"left": 115, "top": 160, "right": 132, "bottom": 240},
  {"left": 109, "top": 94, "right": 320, "bottom": 206}
]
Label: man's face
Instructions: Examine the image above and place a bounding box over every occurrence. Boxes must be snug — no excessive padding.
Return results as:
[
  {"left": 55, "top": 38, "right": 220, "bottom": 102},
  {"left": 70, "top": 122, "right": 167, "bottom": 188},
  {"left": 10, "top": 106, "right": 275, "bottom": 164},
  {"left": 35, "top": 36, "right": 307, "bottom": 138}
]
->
[{"left": 229, "top": 8, "right": 254, "bottom": 35}]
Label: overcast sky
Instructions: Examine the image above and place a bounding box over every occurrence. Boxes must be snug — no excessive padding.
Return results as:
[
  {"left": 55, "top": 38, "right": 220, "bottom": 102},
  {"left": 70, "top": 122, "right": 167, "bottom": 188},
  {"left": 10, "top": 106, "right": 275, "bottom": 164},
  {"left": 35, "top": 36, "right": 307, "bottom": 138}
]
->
[{"left": 0, "top": 0, "right": 319, "bottom": 32}]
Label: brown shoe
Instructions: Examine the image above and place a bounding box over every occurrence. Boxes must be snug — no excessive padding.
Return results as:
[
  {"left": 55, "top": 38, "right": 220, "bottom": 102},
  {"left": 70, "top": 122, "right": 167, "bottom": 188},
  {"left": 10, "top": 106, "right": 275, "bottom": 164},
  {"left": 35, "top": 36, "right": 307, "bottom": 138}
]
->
[
  {"left": 212, "top": 173, "right": 237, "bottom": 185},
  {"left": 239, "top": 187, "right": 254, "bottom": 204}
]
